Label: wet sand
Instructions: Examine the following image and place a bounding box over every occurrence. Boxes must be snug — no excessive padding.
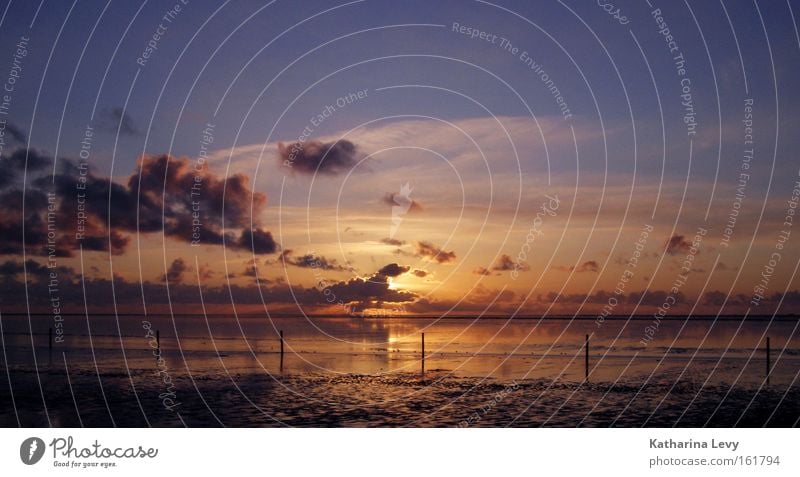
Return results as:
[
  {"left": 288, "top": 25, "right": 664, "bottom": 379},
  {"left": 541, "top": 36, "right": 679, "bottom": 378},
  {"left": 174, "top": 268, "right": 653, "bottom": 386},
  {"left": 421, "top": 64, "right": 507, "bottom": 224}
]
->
[
  {"left": 1, "top": 315, "right": 798, "bottom": 427},
  {"left": 1, "top": 366, "right": 798, "bottom": 427}
]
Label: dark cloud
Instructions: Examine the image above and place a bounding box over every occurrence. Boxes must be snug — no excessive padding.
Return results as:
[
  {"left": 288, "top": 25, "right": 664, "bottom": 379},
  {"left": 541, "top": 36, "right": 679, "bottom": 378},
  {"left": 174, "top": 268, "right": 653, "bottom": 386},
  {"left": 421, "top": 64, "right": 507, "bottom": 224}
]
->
[
  {"left": 327, "top": 273, "right": 416, "bottom": 307},
  {"left": 714, "top": 262, "right": 737, "bottom": 272},
  {"left": 0, "top": 258, "right": 56, "bottom": 277},
  {"left": 375, "top": 263, "right": 410, "bottom": 277},
  {"left": 380, "top": 237, "right": 405, "bottom": 246},
  {"left": 664, "top": 234, "right": 692, "bottom": 256},
  {"left": 544, "top": 291, "right": 613, "bottom": 305},
  {"left": 198, "top": 264, "right": 215, "bottom": 280},
  {"left": 404, "top": 285, "right": 516, "bottom": 314},
  {"left": 411, "top": 269, "right": 428, "bottom": 278},
  {"left": 237, "top": 228, "right": 278, "bottom": 254},
  {"left": 703, "top": 290, "right": 747, "bottom": 307},
  {"left": 473, "top": 267, "right": 493, "bottom": 276},
  {"left": 2, "top": 259, "right": 799, "bottom": 316},
  {"left": 575, "top": 260, "right": 599, "bottom": 273},
  {"left": 97, "top": 107, "right": 140, "bottom": 136},
  {"left": 280, "top": 249, "right": 347, "bottom": 271},
  {"left": 307, "top": 263, "right": 417, "bottom": 311},
  {"left": 0, "top": 187, "right": 63, "bottom": 256},
  {"left": 243, "top": 258, "right": 260, "bottom": 278},
  {"left": 0, "top": 258, "right": 74, "bottom": 286},
  {"left": 626, "top": 289, "right": 687, "bottom": 307},
  {"left": 545, "top": 289, "right": 687, "bottom": 307},
  {"left": 0, "top": 121, "right": 27, "bottom": 151},
  {"left": 0, "top": 260, "right": 26, "bottom": 275},
  {"left": 0, "top": 148, "right": 51, "bottom": 190},
  {"left": 162, "top": 258, "right": 187, "bottom": 283},
  {"left": 771, "top": 290, "right": 800, "bottom": 308},
  {"left": 382, "top": 191, "right": 423, "bottom": 213},
  {"left": 78, "top": 231, "right": 130, "bottom": 256},
  {"left": 700, "top": 290, "right": 795, "bottom": 309},
  {"left": 0, "top": 145, "right": 277, "bottom": 257},
  {"left": 278, "top": 139, "right": 361, "bottom": 175},
  {"left": 492, "top": 254, "right": 516, "bottom": 271},
  {"left": 553, "top": 260, "right": 599, "bottom": 273},
  {"left": 491, "top": 254, "right": 529, "bottom": 272},
  {"left": 414, "top": 241, "right": 456, "bottom": 264}
]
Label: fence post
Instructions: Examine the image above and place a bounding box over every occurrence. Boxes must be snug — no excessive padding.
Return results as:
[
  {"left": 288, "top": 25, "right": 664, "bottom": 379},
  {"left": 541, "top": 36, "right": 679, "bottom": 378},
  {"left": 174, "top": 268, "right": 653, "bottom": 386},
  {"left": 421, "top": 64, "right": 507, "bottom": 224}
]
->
[
  {"left": 421, "top": 332, "right": 425, "bottom": 373},
  {"left": 585, "top": 334, "right": 589, "bottom": 381},
  {"left": 766, "top": 337, "right": 771, "bottom": 385},
  {"left": 280, "top": 330, "right": 285, "bottom": 371}
]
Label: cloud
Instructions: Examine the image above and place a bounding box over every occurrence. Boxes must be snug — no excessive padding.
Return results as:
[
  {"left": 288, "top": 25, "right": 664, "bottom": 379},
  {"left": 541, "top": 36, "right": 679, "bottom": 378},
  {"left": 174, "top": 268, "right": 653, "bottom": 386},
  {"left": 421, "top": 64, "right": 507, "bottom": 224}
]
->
[
  {"left": 380, "top": 237, "right": 405, "bottom": 246},
  {"left": 0, "top": 141, "right": 278, "bottom": 257},
  {"left": 0, "top": 147, "right": 51, "bottom": 190},
  {"left": 97, "top": 107, "right": 140, "bottom": 136},
  {"left": 553, "top": 260, "right": 599, "bottom": 273},
  {"left": 375, "top": 263, "right": 410, "bottom": 277},
  {"left": 301, "top": 262, "right": 416, "bottom": 311},
  {"left": 411, "top": 269, "right": 428, "bottom": 277},
  {"left": 1, "top": 256, "right": 798, "bottom": 316},
  {"left": 243, "top": 258, "right": 260, "bottom": 277},
  {"left": 0, "top": 258, "right": 58, "bottom": 277},
  {"left": 328, "top": 276, "right": 415, "bottom": 304},
  {"left": 574, "top": 260, "right": 599, "bottom": 273},
  {"left": 473, "top": 255, "right": 528, "bottom": 275},
  {"left": 0, "top": 258, "right": 74, "bottom": 285},
  {"left": 278, "top": 139, "right": 361, "bottom": 175},
  {"left": 494, "top": 254, "right": 529, "bottom": 272},
  {"left": 162, "top": 258, "right": 187, "bottom": 283},
  {"left": 382, "top": 191, "right": 423, "bottom": 213},
  {"left": 625, "top": 289, "right": 687, "bottom": 306},
  {"left": 471, "top": 284, "right": 516, "bottom": 303},
  {"left": 664, "top": 234, "right": 692, "bottom": 256},
  {"left": 403, "top": 285, "right": 516, "bottom": 314},
  {"left": 414, "top": 241, "right": 456, "bottom": 263},
  {"left": 197, "top": 263, "right": 215, "bottom": 280},
  {"left": 0, "top": 121, "right": 27, "bottom": 148},
  {"left": 714, "top": 262, "right": 737, "bottom": 273},
  {"left": 280, "top": 249, "right": 347, "bottom": 271},
  {"left": 703, "top": 290, "right": 745, "bottom": 307},
  {"left": 319, "top": 264, "right": 418, "bottom": 311},
  {"left": 0, "top": 260, "right": 27, "bottom": 275},
  {"left": 547, "top": 289, "right": 687, "bottom": 307},
  {"left": 237, "top": 228, "right": 278, "bottom": 254}
]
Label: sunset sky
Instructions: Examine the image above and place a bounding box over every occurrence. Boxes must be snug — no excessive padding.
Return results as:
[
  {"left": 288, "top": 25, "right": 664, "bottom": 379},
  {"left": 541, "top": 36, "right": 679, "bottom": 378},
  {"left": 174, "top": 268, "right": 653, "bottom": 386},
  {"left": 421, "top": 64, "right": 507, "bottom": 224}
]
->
[{"left": 1, "top": 0, "right": 799, "bottom": 317}]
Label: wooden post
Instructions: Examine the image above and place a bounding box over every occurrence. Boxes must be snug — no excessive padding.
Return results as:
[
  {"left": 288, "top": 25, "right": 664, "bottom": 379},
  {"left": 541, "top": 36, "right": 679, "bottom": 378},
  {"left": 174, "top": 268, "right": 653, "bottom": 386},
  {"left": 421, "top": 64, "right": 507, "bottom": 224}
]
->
[
  {"left": 279, "top": 330, "right": 285, "bottom": 371},
  {"left": 156, "top": 330, "right": 160, "bottom": 355},
  {"left": 421, "top": 332, "right": 425, "bottom": 372},
  {"left": 766, "top": 337, "right": 771, "bottom": 385},
  {"left": 585, "top": 334, "right": 589, "bottom": 381}
]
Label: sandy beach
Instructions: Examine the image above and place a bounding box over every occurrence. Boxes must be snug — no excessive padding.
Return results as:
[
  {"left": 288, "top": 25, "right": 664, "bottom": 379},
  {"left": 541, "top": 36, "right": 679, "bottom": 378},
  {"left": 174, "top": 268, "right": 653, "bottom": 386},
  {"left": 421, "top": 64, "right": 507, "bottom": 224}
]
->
[{"left": 1, "top": 315, "right": 798, "bottom": 427}]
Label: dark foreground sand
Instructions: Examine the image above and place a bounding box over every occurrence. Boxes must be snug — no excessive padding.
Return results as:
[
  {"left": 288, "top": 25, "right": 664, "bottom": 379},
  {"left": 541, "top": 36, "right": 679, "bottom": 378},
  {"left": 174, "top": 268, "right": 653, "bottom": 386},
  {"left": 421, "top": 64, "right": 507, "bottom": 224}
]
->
[{"left": 1, "top": 364, "right": 798, "bottom": 427}]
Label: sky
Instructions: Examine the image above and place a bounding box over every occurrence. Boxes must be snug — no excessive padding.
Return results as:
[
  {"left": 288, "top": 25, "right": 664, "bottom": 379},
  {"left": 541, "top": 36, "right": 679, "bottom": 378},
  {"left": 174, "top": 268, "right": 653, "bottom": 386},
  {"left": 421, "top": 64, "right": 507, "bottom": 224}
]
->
[{"left": 0, "top": 0, "right": 799, "bottom": 317}]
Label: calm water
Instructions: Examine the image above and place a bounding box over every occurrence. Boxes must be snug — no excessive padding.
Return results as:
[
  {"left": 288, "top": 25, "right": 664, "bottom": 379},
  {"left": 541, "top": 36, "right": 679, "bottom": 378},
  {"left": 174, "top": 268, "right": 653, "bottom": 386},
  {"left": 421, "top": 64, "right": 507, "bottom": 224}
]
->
[{"left": 1, "top": 315, "right": 799, "bottom": 427}]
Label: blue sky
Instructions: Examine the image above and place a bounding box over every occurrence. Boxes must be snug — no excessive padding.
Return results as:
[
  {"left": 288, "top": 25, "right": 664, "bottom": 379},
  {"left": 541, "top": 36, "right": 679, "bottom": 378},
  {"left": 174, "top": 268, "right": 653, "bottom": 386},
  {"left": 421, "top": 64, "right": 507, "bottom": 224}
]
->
[{"left": 3, "top": 0, "right": 795, "bottom": 170}]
